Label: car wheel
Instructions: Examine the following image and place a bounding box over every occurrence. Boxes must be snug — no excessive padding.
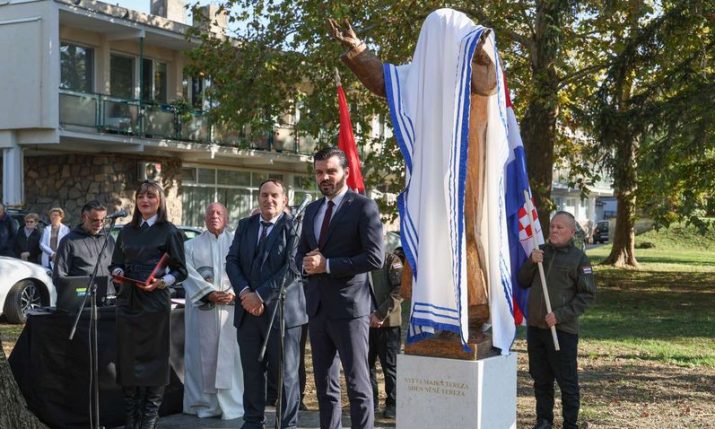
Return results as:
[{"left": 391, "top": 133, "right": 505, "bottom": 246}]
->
[{"left": 3, "top": 279, "right": 43, "bottom": 324}]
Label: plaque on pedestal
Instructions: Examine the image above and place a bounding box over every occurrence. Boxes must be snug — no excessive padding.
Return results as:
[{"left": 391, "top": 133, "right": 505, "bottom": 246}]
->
[{"left": 397, "top": 353, "right": 517, "bottom": 429}]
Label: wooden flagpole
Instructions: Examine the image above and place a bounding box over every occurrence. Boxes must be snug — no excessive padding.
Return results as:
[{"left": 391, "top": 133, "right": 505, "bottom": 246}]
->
[{"left": 524, "top": 190, "right": 560, "bottom": 351}]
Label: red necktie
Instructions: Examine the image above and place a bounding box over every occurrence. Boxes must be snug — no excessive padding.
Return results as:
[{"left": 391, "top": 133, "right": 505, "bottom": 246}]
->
[{"left": 318, "top": 200, "right": 335, "bottom": 249}]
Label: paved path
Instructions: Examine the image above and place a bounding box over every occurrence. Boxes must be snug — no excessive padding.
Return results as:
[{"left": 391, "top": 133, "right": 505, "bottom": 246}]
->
[{"left": 117, "top": 408, "right": 396, "bottom": 428}]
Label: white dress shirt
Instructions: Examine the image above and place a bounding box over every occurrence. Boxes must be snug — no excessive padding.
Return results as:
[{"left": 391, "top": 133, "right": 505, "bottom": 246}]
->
[
  {"left": 256, "top": 212, "right": 283, "bottom": 245},
  {"left": 142, "top": 214, "right": 158, "bottom": 227}
]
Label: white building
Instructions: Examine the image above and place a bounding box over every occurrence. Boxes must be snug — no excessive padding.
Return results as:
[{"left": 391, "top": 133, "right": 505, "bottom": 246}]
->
[
  {"left": 0, "top": 0, "right": 320, "bottom": 226},
  {"left": 551, "top": 167, "right": 614, "bottom": 229}
]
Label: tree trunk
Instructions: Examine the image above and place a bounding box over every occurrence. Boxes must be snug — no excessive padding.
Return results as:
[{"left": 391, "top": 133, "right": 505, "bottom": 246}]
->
[
  {"left": 521, "top": 0, "right": 565, "bottom": 235},
  {"left": 603, "top": 187, "right": 639, "bottom": 267},
  {"left": 0, "top": 338, "right": 48, "bottom": 429},
  {"left": 601, "top": 18, "right": 640, "bottom": 269},
  {"left": 603, "top": 137, "right": 639, "bottom": 268}
]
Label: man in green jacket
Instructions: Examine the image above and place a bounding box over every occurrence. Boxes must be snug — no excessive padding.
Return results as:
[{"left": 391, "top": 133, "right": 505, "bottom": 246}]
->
[
  {"left": 368, "top": 250, "right": 403, "bottom": 419},
  {"left": 518, "top": 211, "right": 596, "bottom": 429}
]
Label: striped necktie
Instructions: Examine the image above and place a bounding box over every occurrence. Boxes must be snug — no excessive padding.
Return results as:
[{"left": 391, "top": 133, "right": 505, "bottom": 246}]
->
[{"left": 255, "top": 221, "right": 272, "bottom": 256}]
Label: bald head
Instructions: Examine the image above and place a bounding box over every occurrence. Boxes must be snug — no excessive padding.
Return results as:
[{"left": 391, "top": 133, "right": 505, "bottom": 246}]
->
[
  {"left": 549, "top": 211, "right": 577, "bottom": 247},
  {"left": 553, "top": 211, "right": 577, "bottom": 230},
  {"left": 205, "top": 202, "right": 228, "bottom": 236}
]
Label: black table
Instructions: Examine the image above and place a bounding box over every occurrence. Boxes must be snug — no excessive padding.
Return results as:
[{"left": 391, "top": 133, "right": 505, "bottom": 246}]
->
[{"left": 9, "top": 306, "right": 185, "bottom": 429}]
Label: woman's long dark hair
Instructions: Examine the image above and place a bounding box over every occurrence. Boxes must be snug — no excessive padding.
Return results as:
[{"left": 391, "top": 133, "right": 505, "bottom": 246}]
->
[{"left": 129, "top": 180, "right": 168, "bottom": 228}]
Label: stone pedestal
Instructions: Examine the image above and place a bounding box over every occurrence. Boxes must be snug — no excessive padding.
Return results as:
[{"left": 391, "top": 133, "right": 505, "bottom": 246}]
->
[{"left": 397, "top": 353, "right": 517, "bottom": 429}]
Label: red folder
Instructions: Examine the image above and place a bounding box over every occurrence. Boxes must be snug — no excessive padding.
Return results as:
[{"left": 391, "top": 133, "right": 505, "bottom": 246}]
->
[{"left": 112, "top": 253, "right": 170, "bottom": 287}]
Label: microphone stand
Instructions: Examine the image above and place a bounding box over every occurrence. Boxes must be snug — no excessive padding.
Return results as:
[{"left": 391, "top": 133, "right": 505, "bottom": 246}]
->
[
  {"left": 258, "top": 211, "right": 304, "bottom": 429},
  {"left": 68, "top": 216, "right": 119, "bottom": 429}
]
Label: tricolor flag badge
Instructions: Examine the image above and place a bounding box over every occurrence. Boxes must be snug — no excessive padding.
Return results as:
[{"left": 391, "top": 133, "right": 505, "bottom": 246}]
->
[{"left": 582, "top": 266, "right": 593, "bottom": 275}]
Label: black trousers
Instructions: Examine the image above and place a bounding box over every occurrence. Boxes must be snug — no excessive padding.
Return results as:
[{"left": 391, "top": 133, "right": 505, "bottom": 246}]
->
[
  {"left": 527, "top": 326, "right": 580, "bottom": 429},
  {"left": 238, "top": 313, "right": 302, "bottom": 429},
  {"left": 271, "top": 323, "right": 307, "bottom": 406},
  {"left": 309, "top": 312, "right": 373, "bottom": 429},
  {"left": 368, "top": 326, "right": 400, "bottom": 408}
]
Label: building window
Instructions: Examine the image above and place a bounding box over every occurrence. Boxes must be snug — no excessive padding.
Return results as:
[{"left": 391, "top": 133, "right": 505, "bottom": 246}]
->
[
  {"left": 110, "top": 54, "right": 135, "bottom": 99},
  {"left": 182, "top": 76, "right": 206, "bottom": 109},
  {"left": 142, "top": 59, "right": 167, "bottom": 103},
  {"left": 181, "top": 167, "right": 289, "bottom": 228},
  {"left": 60, "top": 42, "right": 94, "bottom": 92},
  {"left": 293, "top": 175, "right": 320, "bottom": 208}
]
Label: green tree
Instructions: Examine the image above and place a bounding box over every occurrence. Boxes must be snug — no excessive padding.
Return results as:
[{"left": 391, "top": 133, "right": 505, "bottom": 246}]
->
[
  {"left": 186, "top": 0, "right": 603, "bottom": 228},
  {"left": 579, "top": 0, "right": 713, "bottom": 266},
  {"left": 635, "top": 2, "right": 714, "bottom": 232}
]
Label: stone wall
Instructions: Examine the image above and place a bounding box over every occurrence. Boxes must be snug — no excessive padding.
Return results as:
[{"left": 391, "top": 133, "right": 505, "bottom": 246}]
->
[{"left": 24, "top": 154, "right": 183, "bottom": 225}]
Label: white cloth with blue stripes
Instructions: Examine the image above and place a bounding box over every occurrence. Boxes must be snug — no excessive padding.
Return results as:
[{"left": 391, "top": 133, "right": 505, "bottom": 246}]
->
[{"left": 384, "top": 8, "right": 512, "bottom": 351}]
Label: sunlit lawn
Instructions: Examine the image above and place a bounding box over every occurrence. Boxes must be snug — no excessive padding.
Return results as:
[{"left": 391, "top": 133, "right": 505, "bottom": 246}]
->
[{"left": 582, "top": 226, "right": 715, "bottom": 368}]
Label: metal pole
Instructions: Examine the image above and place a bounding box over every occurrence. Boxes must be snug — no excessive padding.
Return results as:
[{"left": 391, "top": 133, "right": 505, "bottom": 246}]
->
[{"left": 138, "top": 36, "right": 144, "bottom": 134}]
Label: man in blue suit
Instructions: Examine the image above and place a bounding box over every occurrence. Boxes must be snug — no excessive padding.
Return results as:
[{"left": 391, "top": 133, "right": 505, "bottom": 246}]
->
[
  {"left": 297, "top": 147, "right": 384, "bottom": 429},
  {"left": 226, "top": 178, "right": 308, "bottom": 429}
]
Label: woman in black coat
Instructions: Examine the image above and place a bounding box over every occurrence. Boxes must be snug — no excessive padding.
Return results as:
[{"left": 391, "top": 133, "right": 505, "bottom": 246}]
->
[
  {"left": 110, "top": 180, "right": 187, "bottom": 429},
  {"left": 13, "top": 213, "right": 42, "bottom": 264}
]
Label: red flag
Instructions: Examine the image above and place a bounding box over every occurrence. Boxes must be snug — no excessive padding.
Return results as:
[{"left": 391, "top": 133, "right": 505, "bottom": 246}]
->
[{"left": 337, "top": 85, "right": 365, "bottom": 193}]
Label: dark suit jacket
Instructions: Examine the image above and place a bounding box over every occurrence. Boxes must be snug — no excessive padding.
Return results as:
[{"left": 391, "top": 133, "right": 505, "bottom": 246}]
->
[
  {"left": 226, "top": 213, "right": 308, "bottom": 329},
  {"left": 296, "top": 190, "right": 384, "bottom": 320}
]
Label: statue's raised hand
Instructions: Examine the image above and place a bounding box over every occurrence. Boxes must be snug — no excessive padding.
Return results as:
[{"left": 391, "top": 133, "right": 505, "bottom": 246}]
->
[
  {"left": 328, "top": 18, "right": 363, "bottom": 50},
  {"left": 473, "top": 29, "right": 493, "bottom": 65}
]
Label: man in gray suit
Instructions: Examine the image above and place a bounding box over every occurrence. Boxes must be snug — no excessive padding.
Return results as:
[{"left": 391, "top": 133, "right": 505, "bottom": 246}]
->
[
  {"left": 297, "top": 147, "right": 384, "bottom": 429},
  {"left": 226, "top": 178, "right": 308, "bottom": 429}
]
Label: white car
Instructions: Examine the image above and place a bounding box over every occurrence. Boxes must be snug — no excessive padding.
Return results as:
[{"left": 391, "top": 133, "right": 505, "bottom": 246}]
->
[{"left": 0, "top": 256, "right": 57, "bottom": 324}]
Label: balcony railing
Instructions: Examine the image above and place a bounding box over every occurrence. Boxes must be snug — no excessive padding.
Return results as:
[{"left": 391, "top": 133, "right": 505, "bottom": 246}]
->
[{"left": 59, "top": 89, "right": 318, "bottom": 155}]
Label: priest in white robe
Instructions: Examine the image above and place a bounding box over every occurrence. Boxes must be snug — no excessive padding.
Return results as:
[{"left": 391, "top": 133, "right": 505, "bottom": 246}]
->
[{"left": 183, "top": 202, "right": 244, "bottom": 419}]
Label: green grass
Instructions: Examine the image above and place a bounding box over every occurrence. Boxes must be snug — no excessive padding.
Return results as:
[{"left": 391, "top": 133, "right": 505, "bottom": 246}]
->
[
  {"left": 581, "top": 225, "right": 715, "bottom": 368},
  {"left": 588, "top": 222, "right": 715, "bottom": 270},
  {"left": 589, "top": 246, "right": 715, "bottom": 270},
  {"left": 0, "top": 322, "right": 23, "bottom": 341},
  {"left": 636, "top": 222, "right": 715, "bottom": 250}
]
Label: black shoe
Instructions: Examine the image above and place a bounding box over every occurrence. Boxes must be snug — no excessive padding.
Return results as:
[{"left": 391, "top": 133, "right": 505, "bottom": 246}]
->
[
  {"left": 383, "top": 405, "right": 396, "bottom": 419},
  {"left": 532, "top": 420, "right": 553, "bottom": 429}
]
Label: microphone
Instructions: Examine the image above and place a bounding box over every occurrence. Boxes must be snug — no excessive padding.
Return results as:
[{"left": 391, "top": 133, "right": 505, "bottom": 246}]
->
[
  {"left": 107, "top": 209, "right": 128, "bottom": 220},
  {"left": 293, "top": 195, "right": 313, "bottom": 222}
]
